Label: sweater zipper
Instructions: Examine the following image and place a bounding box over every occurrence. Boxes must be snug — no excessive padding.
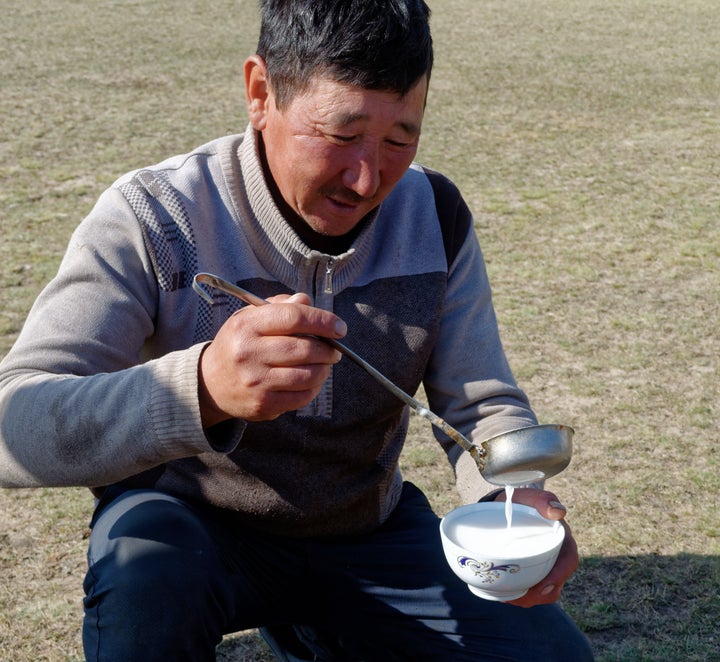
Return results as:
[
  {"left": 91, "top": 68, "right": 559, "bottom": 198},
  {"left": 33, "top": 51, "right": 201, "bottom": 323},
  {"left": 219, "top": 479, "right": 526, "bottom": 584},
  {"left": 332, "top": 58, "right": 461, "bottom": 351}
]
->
[{"left": 323, "top": 258, "right": 335, "bottom": 295}]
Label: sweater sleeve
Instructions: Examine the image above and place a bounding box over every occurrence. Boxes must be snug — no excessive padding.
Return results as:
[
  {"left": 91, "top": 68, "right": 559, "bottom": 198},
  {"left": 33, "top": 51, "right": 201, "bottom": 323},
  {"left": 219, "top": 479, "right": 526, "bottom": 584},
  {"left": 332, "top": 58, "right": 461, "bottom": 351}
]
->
[
  {"left": 0, "top": 188, "right": 221, "bottom": 488},
  {"left": 422, "top": 195, "right": 538, "bottom": 503}
]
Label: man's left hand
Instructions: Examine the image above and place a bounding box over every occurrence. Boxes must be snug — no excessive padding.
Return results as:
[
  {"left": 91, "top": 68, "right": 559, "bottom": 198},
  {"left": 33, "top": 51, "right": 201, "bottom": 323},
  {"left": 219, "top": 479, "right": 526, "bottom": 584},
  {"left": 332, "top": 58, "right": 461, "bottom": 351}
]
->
[{"left": 491, "top": 487, "right": 579, "bottom": 608}]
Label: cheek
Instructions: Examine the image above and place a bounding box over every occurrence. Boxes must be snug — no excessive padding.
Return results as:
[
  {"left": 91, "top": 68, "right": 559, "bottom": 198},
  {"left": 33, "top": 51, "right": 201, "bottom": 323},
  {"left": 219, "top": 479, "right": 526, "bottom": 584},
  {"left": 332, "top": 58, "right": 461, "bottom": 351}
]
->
[
  {"left": 273, "top": 144, "right": 330, "bottom": 196},
  {"left": 298, "top": 146, "right": 348, "bottom": 189},
  {"left": 380, "top": 151, "right": 417, "bottom": 189}
]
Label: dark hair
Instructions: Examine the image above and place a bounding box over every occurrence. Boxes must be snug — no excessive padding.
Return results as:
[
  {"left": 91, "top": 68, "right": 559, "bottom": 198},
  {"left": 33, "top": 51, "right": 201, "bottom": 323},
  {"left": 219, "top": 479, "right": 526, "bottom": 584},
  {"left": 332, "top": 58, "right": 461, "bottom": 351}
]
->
[{"left": 257, "top": 0, "right": 433, "bottom": 109}]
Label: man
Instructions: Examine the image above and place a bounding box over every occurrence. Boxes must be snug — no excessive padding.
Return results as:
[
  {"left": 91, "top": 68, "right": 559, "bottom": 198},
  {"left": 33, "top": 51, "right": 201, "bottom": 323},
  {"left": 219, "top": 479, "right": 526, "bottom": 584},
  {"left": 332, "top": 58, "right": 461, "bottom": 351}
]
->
[{"left": 0, "top": 0, "right": 593, "bottom": 659}]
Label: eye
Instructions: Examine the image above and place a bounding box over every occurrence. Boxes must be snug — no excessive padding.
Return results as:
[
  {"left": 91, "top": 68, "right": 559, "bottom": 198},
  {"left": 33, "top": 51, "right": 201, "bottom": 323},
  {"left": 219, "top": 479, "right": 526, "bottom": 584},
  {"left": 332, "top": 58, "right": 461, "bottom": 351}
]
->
[
  {"left": 330, "top": 134, "right": 356, "bottom": 144},
  {"left": 386, "top": 139, "right": 411, "bottom": 148}
]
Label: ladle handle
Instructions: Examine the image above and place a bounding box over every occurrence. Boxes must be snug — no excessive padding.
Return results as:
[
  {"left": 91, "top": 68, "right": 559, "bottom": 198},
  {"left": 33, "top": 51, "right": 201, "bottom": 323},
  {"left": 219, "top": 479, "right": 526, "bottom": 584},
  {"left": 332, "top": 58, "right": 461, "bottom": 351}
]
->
[{"left": 192, "top": 273, "right": 483, "bottom": 463}]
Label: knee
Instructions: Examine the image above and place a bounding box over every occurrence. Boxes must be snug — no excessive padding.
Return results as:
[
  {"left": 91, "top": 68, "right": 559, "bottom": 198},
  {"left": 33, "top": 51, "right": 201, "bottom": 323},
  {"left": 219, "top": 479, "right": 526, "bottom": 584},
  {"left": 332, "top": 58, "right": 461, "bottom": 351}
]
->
[
  {"left": 85, "top": 491, "right": 219, "bottom": 610},
  {"left": 82, "top": 491, "right": 228, "bottom": 660}
]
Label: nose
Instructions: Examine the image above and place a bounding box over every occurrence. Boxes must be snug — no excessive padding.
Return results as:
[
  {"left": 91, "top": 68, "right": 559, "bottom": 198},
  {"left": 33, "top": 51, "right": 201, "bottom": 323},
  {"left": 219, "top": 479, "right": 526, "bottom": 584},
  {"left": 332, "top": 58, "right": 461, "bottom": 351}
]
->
[{"left": 341, "top": 142, "right": 381, "bottom": 199}]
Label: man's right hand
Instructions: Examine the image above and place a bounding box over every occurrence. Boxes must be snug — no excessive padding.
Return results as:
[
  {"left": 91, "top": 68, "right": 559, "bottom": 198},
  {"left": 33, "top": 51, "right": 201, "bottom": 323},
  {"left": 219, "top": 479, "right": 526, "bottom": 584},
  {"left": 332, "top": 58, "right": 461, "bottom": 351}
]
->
[{"left": 198, "top": 292, "right": 347, "bottom": 427}]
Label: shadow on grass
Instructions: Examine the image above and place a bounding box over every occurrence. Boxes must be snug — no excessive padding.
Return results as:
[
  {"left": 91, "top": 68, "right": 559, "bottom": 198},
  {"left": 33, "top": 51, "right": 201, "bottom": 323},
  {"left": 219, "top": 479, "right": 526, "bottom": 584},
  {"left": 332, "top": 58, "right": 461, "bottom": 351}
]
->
[
  {"left": 215, "top": 554, "right": 720, "bottom": 661},
  {"left": 563, "top": 554, "right": 720, "bottom": 662},
  {"left": 218, "top": 554, "right": 720, "bottom": 662}
]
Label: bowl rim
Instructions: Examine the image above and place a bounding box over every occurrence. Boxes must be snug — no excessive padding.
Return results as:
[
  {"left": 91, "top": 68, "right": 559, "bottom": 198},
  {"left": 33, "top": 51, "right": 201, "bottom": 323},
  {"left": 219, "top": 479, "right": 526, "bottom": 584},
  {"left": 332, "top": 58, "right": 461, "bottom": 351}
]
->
[{"left": 439, "top": 502, "right": 565, "bottom": 559}]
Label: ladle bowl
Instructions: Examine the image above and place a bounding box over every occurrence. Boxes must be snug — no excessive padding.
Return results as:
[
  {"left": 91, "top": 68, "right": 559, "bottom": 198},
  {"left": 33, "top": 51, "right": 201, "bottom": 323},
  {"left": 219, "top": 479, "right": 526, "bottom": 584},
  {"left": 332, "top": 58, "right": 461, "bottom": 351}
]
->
[{"left": 477, "top": 424, "right": 574, "bottom": 486}]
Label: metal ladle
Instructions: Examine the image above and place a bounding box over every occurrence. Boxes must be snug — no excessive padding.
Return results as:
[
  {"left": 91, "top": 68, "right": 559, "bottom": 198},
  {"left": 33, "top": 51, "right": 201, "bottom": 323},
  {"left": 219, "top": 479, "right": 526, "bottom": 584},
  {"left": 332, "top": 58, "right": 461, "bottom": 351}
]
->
[{"left": 192, "top": 272, "right": 572, "bottom": 486}]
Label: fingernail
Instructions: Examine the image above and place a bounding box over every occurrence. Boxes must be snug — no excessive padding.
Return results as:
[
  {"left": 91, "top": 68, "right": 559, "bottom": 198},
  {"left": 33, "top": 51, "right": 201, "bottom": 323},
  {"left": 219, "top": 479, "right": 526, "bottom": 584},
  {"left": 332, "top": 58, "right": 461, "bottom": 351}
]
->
[
  {"left": 541, "top": 584, "right": 556, "bottom": 596},
  {"left": 549, "top": 500, "right": 566, "bottom": 511},
  {"left": 334, "top": 320, "right": 347, "bottom": 337}
]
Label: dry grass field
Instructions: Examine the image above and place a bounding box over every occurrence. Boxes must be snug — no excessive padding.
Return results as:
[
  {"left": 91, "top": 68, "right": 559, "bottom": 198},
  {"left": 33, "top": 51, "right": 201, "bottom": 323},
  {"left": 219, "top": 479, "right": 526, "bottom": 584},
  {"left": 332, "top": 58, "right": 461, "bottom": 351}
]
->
[{"left": 1, "top": 1, "right": 719, "bottom": 660}]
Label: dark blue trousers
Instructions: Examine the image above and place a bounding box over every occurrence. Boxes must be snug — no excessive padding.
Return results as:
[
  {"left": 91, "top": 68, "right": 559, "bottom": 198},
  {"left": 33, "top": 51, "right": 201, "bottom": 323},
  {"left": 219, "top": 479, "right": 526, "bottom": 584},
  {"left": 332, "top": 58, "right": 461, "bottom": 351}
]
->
[{"left": 82, "top": 483, "right": 593, "bottom": 661}]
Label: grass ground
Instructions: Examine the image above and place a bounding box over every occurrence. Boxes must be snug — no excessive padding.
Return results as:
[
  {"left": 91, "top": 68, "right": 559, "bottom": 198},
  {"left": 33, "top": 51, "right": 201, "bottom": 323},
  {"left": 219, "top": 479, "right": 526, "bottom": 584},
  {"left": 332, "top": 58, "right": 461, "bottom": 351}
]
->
[{"left": 1, "top": 1, "right": 719, "bottom": 660}]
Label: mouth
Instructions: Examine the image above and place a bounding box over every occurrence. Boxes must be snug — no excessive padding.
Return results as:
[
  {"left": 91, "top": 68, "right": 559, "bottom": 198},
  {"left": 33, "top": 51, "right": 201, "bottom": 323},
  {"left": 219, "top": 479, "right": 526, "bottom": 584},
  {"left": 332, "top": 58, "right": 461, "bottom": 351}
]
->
[
  {"left": 324, "top": 182, "right": 374, "bottom": 203},
  {"left": 327, "top": 196, "right": 361, "bottom": 212},
  {"left": 324, "top": 188, "right": 376, "bottom": 217}
]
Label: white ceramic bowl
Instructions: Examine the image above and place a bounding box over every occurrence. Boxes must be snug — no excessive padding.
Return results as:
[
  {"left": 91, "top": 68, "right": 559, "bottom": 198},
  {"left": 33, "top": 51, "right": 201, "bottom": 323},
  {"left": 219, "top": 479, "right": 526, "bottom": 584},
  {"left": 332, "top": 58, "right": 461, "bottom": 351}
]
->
[{"left": 439, "top": 502, "right": 565, "bottom": 601}]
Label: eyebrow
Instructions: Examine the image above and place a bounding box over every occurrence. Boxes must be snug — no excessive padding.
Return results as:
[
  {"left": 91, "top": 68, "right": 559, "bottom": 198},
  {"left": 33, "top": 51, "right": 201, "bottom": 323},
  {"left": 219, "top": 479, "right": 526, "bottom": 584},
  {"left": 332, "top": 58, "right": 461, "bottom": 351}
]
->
[{"left": 333, "top": 112, "right": 421, "bottom": 137}]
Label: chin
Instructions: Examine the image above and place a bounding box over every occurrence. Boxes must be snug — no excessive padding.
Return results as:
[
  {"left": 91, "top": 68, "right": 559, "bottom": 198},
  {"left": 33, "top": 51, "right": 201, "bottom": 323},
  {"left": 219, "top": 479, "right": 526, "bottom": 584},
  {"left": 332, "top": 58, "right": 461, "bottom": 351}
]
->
[{"left": 306, "top": 215, "right": 362, "bottom": 237}]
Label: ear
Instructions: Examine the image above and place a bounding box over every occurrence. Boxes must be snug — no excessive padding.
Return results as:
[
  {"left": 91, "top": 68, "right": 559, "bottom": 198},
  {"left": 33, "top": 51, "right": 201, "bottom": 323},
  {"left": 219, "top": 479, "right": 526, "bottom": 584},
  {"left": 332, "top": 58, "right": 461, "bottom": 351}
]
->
[{"left": 244, "top": 55, "right": 271, "bottom": 131}]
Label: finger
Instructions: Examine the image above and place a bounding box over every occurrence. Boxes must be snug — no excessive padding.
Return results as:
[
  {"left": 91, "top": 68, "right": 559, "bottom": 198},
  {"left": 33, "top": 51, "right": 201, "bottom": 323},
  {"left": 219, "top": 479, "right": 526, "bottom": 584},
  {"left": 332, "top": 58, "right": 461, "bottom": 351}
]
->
[
  {"left": 507, "top": 521, "right": 578, "bottom": 608},
  {"left": 506, "top": 488, "right": 567, "bottom": 521},
  {"left": 255, "top": 334, "right": 343, "bottom": 368},
  {"left": 265, "top": 292, "right": 313, "bottom": 305},
  {"left": 255, "top": 301, "right": 348, "bottom": 340},
  {"left": 241, "top": 383, "right": 328, "bottom": 421},
  {"left": 257, "top": 362, "right": 335, "bottom": 392},
  {"left": 538, "top": 521, "right": 578, "bottom": 586},
  {"left": 223, "top": 361, "right": 335, "bottom": 421}
]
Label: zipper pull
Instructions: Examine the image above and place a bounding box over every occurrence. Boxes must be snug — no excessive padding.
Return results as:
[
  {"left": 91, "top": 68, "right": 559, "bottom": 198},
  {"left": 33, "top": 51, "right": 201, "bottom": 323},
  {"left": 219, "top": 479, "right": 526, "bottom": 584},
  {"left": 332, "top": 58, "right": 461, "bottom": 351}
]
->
[{"left": 324, "top": 258, "right": 335, "bottom": 294}]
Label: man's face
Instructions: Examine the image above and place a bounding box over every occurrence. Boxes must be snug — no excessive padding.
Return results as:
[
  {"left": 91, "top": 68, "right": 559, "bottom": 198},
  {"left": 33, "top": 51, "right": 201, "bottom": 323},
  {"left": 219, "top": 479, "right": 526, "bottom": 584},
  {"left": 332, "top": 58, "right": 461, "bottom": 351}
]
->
[{"left": 248, "top": 66, "right": 427, "bottom": 237}]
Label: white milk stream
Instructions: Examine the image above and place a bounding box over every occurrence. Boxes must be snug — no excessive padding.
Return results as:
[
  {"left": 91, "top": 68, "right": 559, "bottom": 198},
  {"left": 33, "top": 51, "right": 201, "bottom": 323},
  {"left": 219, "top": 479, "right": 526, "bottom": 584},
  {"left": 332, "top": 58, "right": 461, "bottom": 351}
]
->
[{"left": 504, "top": 485, "right": 515, "bottom": 528}]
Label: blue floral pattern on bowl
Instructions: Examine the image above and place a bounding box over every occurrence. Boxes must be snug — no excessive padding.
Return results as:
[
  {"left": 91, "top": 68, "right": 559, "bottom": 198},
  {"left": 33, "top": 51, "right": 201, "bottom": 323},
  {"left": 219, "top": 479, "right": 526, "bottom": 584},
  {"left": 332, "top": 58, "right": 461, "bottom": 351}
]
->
[{"left": 457, "top": 556, "right": 521, "bottom": 584}]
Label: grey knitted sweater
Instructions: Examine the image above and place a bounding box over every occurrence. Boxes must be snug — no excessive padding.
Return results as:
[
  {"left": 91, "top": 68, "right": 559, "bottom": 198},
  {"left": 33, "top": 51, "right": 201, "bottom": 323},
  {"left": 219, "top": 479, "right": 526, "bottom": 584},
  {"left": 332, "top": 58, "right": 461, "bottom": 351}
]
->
[{"left": 0, "top": 125, "right": 536, "bottom": 536}]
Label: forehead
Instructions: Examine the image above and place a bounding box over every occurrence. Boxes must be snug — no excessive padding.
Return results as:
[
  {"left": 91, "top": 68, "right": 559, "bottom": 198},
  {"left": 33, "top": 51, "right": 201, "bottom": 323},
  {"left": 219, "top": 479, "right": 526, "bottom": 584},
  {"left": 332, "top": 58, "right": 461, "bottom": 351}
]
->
[{"left": 283, "top": 75, "right": 428, "bottom": 129}]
